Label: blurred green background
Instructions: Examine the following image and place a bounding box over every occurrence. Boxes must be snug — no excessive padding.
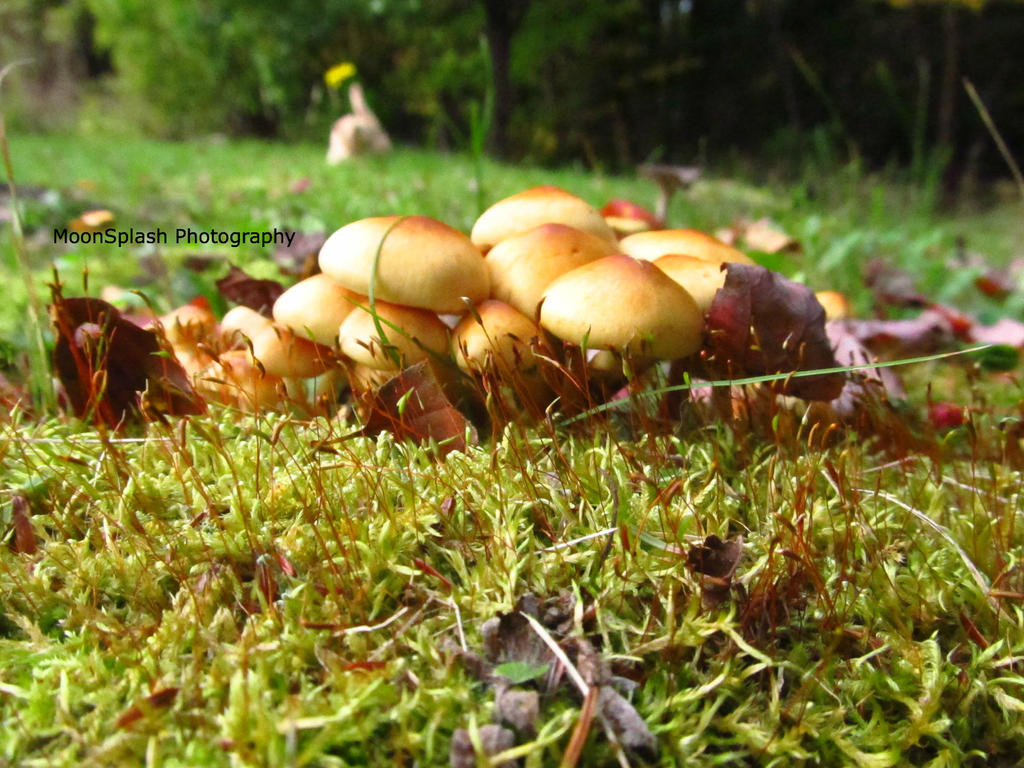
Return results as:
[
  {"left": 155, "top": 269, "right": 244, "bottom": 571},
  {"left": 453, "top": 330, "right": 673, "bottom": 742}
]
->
[{"left": 2, "top": 0, "right": 1024, "bottom": 190}]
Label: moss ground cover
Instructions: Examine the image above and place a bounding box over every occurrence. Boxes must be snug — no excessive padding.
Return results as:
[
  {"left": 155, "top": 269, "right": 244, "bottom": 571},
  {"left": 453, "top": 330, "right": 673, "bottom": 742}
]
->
[{"left": 1, "top": 133, "right": 1023, "bottom": 765}]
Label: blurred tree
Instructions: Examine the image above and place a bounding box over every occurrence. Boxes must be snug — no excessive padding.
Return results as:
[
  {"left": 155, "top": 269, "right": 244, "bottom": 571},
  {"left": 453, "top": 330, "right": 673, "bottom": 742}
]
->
[
  {"left": 4, "top": 0, "right": 1023, "bottom": 187},
  {"left": 480, "top": 0, "right": 530, "bottom": 157}
]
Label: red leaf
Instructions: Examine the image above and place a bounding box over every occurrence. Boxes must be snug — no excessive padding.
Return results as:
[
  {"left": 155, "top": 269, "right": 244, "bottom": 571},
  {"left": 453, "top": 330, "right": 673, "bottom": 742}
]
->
[
  {"left": 929, "top": 401, "right": 966, "bottom": 430},
  {"left": 216, "top": 265, "right": 285, "bottom": 316},
  {"left": 359, "top": 362, "right": 476, "bottom": 455},
  {"left": 705, "top": 264, "right": 844, "bottom": 401},
  {"left": 50, "top": 289, "right": 206, "bottom": 427}
]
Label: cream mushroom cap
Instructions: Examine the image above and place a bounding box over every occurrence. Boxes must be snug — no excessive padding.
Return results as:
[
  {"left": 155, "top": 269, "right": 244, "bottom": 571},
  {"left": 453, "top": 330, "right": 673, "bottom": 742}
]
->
[
  {"left": 196, "top": 349, "right": 283, "bottom": 411},
  {"left": 471, "top": 186, "right": 617, "bottom": 250},
  {"left": 249, "top": 325, "right": 336, "bottom": 379},
  {"left": 273, "top": 273, "right": 363, "bottom": 347},
  {"left": 220, "top": 306, "right": 274, "bottom": 347},
  {"left": 338, "top": 300, "right": 450, "bottom": 370},
  {"left": 540, "top": 254, "right": 703, "bottom": 360},
  {"left": 319, "top": 215, "right": 489, "bottom": 314},
  {"left": 452, "top": 300, "right": 544, "bottom": 374},
  {"left": 815, "top": 290, "right": 852, "bottom": 321},
  {"left": 160, "top": 303, "right": 217, "bottom": 347},
  {"left": 652, "top": 254, "right": 727, "bottom": 313},
  {"left": 485, "top": 223, "right": 618, "bottom": 319},
  {"left": 620, "top": 229, "right": 755, "bottom": 265}
]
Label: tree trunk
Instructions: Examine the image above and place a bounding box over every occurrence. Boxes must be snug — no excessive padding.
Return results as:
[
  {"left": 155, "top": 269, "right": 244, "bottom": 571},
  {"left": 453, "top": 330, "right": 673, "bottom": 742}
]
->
[
  {"left": 937, "top": 1, "right": 960, "bottom": 150},
  {"left": 481, "top": 0, "right": 531, "bottom": 158}
]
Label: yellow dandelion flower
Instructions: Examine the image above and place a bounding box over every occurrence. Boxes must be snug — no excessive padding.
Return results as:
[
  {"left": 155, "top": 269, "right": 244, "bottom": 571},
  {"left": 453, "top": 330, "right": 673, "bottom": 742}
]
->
[{"left": 325, "top": 62, "right": 357, "bottom": 89}]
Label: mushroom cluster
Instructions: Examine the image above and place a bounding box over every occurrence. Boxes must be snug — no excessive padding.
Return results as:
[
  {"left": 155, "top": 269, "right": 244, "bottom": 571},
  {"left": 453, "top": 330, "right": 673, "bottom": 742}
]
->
[{"left": 157, "top": 184, "right": 848, "bottom": 417}]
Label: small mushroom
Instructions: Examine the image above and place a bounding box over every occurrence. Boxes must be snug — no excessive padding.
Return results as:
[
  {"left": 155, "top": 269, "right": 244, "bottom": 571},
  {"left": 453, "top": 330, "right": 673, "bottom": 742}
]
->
[
  {"left": 159, "top": 302, "right": 218, "bottom": 348},
  {"left": 220, "top": 305, "right": 274, "bottom": 348},
  {"left": 319, "top": 215, "right": 489, "bottom": 314},
  {"left": 195, "top": 349, "right": 284, "bottom": 411},
  {"left": 248, "top": 325, "right": 336, "bottom": 380},
  {"left": 652, "top": 254, "right": 727, "bottom": 313},
  {"left": 485, "top": 223, "right": 618, "bottom": 319},
  {"left": 452, "top": 300, "right": 551, "bottom": 414},
  {"left": 600, "top": 199, "right": 663, "bottom": 238},
  {"left": 337, "top": 300, "right": 450, "bottom": 371},
  {"left": 471, "top": 186, "right": 616, "bottom": 251},
  {"left": 272, "top": 273, "right": 363, "bottom": 347},
  {"left": 540, "top": 254, "right": 704, "bottom": 362},
  {"left": 638, "top": 164, "right": 702, "bottom": 225},
  {"left": 620, "top": 228, "right": 754, "bottom": 265},
  {"left": 815, "top": 290, "right": 852, "bottom": 321}
]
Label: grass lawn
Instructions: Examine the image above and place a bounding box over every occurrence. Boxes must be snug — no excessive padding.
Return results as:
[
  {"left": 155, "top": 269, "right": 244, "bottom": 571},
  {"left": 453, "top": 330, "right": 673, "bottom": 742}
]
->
[{"left": 2, "top": 132, "right": 1024, "bottom": 766}]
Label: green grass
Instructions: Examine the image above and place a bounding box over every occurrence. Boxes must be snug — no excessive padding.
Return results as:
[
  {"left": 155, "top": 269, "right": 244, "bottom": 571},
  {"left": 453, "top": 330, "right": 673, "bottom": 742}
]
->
[{"left": 2, "top": 132, "right": 1024, "bottom": 766}]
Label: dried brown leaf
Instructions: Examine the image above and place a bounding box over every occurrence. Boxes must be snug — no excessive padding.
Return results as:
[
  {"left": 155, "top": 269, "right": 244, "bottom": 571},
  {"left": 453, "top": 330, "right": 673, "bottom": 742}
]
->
[
  {"left": 705, "top": 264, "right": 844, "bottom": 401},
  {"left": 686, "top": 535, "right": 743, "bottom": 609},
  {"left": 495, "top": 684, "right": 539, "bottom": 737},
  {"left": 10, "top": 494, "right": 36, "bottom": 555},
  {"left": 449, "top": 725, "right": 516, "bottom": 768},
  {"left": 359, "top": 362, "right": 475, "bottom": 455},
  {"left": 51, "top": 291, "right": 206, "bottom": 427},
  {"left": 741, "top": 217, "right": 801, "bottom": 254},
  {"left": 216, "top": 265, "right": 285, "bottom": 316},
  {"left": 597, "top": 686, "right": 659, "bottom": 760},
  {"left": 272, "top": 231, "right": 327, "bottom": 277}
]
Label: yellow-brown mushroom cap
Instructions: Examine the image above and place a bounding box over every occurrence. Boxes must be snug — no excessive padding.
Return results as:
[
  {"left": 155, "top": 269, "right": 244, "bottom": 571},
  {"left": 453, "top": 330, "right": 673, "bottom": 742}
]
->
[
  {"left": 319, "top": 215, "right": 489, "bottom": 314},
  {"left": 273, "top": 273, "right": 363, "bottom": 347},
  {"left": 471, "top": 186, "right": 617, "bottom": 250},
  {"left": 815, "top": 290, "right": 852, "bottom": 322},
  {"left": 452, "top": 300, "right": 544, "bottom": 375},
  {"left": 338, "top": 299, "right": 450, "bottom": 370},
  {"left": 196, "top": 349, "right": 283, "bottom": 411},
  {"left": 485, "top": 223, "right": 619, "bottom": 319},
  {"left": 220, "top": 306, "right": 274, "bottom": 348},
  {"left": 620, "top": 229, "right": 755, "bottom": 265},
  {"left": 652, "top": 254, "right": 727, "bottom": 313},
  {"left": 160, "top": 303, "right": 217, "bottom": 347},
  {"left": 249, "top": 325, "right": 336, "bottom": 379},
  {"left": 540, "top": 254, "right": 703, "bottom": 360}
]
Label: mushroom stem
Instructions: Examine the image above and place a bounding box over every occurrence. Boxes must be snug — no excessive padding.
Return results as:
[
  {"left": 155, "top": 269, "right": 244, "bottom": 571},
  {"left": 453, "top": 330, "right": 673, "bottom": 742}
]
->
[{"left": 639, "top": 164, "right": 702, "bottom": 227}]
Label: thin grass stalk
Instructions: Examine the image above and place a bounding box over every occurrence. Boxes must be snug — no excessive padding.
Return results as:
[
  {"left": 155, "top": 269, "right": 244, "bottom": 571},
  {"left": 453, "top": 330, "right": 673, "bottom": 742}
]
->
[
  {"left": 963, "top": 78, "right": 1024, "bottom": 202},
  {"left": 0, "top": 60, "right": 53, "bottom": 411}
]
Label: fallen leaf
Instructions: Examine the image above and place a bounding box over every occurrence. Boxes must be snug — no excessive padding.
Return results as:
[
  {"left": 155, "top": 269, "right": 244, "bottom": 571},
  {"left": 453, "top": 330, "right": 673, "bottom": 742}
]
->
[
  {"left": 740, "top": 217, "right": 801, "bottom": 254},
  {"left": 359, "top": 362, "right": 476, "bottom": 455},
  {"left": 705, "top": 264, "right": 844, "bottom": 401},
  {"left": 273, "top": 231, "right": 327, "bottom": 277},
  {"left": 482, "top": 612, "right": 557, "bottom": 673},
  {"left": 597, "top": 686, "right": 659, "bottom": 760},
  {"left": 450, "top": 725, "right": 516, "bottom": 768},
  {"left": 10, "top": 494, "right": 37, "bottom": 555},
  {"left": 864, "top": 259, "right": 929, "bottom": 309},
  {"left": 686, "top": 535, "right": 743, "bottom": 609},
  {"left": 826, "top": 319, "right": 907, "bottom": 400},
  {"left": 494, "top": 684, "right": 539, "bottom": 737},
  {"left": 51, "top": 290, "right": 206, "bottom": 427},
  {"left": 69, "top": 209, "right": 114, "bottom": 232},
  {"left": 969, "top": 318, "right": 1024, "bottom": 348},
  {"left": 833, "top": 311, "right": 955, "bottom": 356},
  {"left": 216, "top": 265, "right": 285, "bottom": 316}
]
